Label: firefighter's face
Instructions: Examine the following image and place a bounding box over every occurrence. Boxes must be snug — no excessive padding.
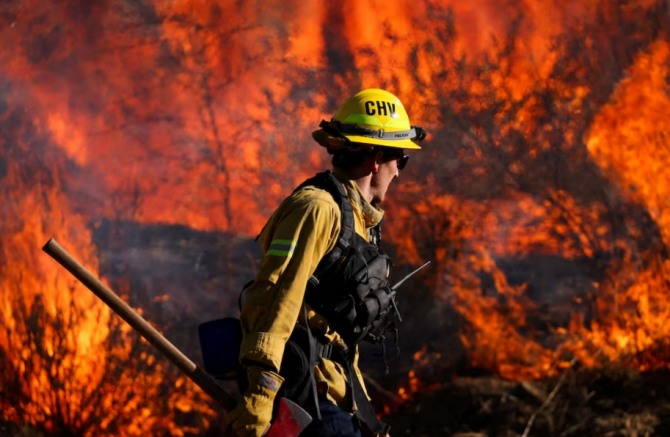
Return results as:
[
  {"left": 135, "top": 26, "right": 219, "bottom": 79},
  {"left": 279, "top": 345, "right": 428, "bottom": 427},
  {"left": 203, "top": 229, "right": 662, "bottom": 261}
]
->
[{"left": 370, "top": 150, "right": 402, "bottom": 205}]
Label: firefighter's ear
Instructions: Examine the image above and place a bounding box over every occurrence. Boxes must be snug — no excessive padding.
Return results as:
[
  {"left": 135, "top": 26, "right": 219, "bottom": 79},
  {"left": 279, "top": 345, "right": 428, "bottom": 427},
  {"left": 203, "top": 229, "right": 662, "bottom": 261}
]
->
[{"left": 371, "top": 150, "right": 384, "bottom": 174}]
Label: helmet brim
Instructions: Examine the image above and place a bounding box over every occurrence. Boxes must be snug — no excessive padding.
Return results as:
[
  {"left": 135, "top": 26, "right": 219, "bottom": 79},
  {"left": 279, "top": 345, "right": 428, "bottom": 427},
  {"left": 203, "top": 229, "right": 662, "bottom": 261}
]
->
[
  {"left": 341, "top": 133, "right": 422, "bottom": 150},
  {"left": 312, "top": 129, "right": 422, "bottom": 150}
]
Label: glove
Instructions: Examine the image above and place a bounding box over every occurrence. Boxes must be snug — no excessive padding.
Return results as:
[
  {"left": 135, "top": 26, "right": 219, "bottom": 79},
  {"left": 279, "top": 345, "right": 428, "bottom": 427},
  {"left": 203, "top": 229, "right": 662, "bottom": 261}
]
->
[{"left": 226, "top": 366, "right": 284, "bottom": 437}]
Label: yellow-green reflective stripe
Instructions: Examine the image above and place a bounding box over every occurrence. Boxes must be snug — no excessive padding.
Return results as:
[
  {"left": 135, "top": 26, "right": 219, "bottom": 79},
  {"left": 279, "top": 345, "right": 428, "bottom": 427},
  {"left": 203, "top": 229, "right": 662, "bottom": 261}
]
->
[{"left": 267, "top": 239, "right": 296, "bottom": 257}]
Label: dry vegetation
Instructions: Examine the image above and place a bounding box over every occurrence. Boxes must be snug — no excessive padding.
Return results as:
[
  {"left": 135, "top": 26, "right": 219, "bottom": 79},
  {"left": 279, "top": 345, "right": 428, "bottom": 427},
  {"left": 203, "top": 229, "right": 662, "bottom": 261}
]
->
[{"left": 385, "top": 368, "right": 670, "bottom": 437}]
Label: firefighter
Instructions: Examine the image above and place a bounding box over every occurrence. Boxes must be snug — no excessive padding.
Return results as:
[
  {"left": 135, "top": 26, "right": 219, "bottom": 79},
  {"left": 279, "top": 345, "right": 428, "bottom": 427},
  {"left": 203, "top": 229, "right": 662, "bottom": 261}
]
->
[{"left": 226, "top": 88, "right": 425, "bottom": 437}]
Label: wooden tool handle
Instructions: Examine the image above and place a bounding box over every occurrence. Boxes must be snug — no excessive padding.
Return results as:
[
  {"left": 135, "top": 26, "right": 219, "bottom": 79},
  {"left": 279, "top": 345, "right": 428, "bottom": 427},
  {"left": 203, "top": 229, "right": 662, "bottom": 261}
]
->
[{"left": 42, "top": 238, "right": 236, "bottom": 410}]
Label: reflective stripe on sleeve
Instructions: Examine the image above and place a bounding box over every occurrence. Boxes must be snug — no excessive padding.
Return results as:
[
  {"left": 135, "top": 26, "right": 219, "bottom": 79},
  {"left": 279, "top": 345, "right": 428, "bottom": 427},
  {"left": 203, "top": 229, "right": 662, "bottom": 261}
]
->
[{"left": 266, "top": 239, "right": 297, "bottom": 258}]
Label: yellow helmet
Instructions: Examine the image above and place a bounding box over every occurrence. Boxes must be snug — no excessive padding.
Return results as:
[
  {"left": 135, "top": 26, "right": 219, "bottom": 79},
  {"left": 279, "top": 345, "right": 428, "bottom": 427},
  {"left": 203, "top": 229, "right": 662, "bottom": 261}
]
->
[{"left": 313, "top": 88, "right": 425, "bottom": 151}]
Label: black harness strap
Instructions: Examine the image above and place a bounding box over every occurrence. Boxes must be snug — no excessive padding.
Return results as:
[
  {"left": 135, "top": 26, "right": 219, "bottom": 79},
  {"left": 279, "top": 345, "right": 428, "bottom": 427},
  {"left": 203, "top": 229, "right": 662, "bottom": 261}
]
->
[
  {"left": 298, "top": 171, "right": 356, "bottom": 288},
  {"left": 322, "top": 345, "right": 389, "bottom": 435}
]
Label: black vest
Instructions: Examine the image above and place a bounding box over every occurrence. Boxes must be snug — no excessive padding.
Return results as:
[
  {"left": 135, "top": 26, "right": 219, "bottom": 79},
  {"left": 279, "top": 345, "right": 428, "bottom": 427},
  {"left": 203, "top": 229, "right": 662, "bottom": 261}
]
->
[{"left": 297, "top": 171, "right": 400, "bottom": 346}]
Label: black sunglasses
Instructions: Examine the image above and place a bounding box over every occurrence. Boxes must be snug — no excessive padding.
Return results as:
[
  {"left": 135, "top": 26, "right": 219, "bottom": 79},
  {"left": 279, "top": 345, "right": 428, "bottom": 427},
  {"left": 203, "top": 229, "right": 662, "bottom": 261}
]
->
[
  {"left": 382, "top": 151, "right": 409, "bottom": 170},
  {"left": 396, "top": 154, "right": 409, "bottom": 170}
]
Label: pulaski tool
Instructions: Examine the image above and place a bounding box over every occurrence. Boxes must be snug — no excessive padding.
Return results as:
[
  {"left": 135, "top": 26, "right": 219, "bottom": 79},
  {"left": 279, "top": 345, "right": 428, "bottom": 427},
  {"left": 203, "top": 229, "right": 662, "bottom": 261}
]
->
[{"left": 42, "top": 238, "right": 311, "bottom": 437}]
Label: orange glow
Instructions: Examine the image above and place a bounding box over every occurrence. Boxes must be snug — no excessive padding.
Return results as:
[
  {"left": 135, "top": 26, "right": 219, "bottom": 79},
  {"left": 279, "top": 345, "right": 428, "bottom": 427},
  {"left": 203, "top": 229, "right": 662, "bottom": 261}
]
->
[
  {"left": 395, "top": 347, "right": 443, "bottom": 402},
  {"left": 0, "top": 181, "right": 216, "bottom": 434},
  {"left": 587, "top": 40, "right": 670, "bottom": 245}
]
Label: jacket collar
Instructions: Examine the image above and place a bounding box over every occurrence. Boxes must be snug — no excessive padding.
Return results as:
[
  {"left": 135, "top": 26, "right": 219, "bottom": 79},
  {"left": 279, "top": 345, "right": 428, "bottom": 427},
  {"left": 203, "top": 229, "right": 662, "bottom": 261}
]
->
[{"left": 331, "top": 167, "right": 384, "bottom": 229}]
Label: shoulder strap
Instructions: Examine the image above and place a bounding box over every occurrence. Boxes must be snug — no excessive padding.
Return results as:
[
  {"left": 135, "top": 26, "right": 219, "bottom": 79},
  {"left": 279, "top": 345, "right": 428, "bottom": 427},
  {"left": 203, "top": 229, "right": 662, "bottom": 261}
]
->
[{"left": 296, "top": 171, "right": 355, "bottom": 284}]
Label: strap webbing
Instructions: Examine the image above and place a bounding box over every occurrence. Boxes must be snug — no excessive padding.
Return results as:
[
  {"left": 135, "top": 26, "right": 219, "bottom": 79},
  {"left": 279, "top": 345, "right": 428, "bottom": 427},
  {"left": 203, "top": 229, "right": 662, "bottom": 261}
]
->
[
  {"left": 302, "top": 306, "right": 322, "bottom": 420},
  {"left": 296, "top": 171, "right": 355, "bottom": 281},
  {"left": 343, "top": 349, "right": 389, "bottom": 435}
]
